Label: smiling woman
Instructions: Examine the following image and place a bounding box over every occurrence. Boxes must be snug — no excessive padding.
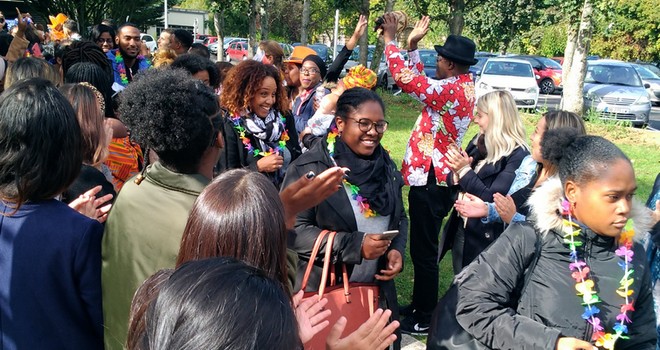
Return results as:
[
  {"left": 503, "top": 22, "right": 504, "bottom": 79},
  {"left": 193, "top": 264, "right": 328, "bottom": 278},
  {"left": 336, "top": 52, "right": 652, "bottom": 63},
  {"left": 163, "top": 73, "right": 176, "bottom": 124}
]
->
[
  {"left": 219, "top": 60, "right": 301, "bottom": 188},
  {"left": 282, "top": 87, "right": 408, "bottom": 347}
]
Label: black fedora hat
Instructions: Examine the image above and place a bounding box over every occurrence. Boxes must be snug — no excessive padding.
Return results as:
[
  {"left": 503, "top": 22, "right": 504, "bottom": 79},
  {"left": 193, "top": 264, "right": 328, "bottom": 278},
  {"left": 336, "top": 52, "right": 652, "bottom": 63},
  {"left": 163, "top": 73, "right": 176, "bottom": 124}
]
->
[{"left": 434, "top": 35, "right": 478, "bottom": 66}]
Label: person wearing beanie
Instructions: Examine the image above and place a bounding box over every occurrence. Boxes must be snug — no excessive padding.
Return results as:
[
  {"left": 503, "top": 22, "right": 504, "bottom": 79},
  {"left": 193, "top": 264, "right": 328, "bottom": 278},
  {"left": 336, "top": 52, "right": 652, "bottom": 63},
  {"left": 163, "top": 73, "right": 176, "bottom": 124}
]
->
[
  {"left": 300, "top": 65, "right": 378, "bottom": 144},
  {"left": 291, "top": 54, "right": 327, "bottom": 134},
  {"left": 283, "top": 45, "right": 318, "bottom": 106}
]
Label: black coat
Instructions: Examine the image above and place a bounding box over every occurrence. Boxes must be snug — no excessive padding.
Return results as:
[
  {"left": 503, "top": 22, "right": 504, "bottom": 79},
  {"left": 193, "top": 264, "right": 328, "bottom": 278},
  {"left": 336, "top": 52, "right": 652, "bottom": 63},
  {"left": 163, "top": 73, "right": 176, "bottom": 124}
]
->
[
  {"left": 219, "top": 109, "right": 301, "bottom": 188},
  {"left": 282, "top": 139, "right": 408, "bottom": 291},
  {"left": 442, "top": 136, "right": 529, "bottom": 268},
  {"left": 455, "top": 178, "right": 657, "bottom": 350}
]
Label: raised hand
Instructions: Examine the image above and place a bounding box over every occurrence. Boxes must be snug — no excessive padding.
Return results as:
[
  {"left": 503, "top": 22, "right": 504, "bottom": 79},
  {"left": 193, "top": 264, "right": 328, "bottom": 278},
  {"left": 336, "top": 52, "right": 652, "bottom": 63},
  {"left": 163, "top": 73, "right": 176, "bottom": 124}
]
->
[
  {"left": 293, "top": 290, "right": 331, "bottom": 344},
  {"left": 407, "top": 16, "right": 430, "bottom": 50},
  {"left": 326, "top": 309, "right": 399, "bottom": 350}
]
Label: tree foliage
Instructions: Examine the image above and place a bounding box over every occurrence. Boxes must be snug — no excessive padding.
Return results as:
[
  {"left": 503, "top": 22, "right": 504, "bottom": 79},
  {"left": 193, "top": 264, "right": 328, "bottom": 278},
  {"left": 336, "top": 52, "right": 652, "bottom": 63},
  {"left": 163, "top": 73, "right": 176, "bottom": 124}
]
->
[
  {"left": 24, "top": 0, "right": 181, "bottom": 33},
  {"left": 466, "top": 0, "right": 546, "bottom": 53},
  {"left": 590, "top": 0, "right": 660, "bottom": 62}
]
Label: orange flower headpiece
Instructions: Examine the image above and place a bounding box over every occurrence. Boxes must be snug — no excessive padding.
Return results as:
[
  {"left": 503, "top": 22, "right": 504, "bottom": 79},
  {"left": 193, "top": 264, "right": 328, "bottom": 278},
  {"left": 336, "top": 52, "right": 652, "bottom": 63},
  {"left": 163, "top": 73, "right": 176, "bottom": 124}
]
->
[
  {"left": 48, "top": 13, "right": 68, "bottom": 41},
  {"left": 342, "top": 64, "right": 377, "bottom": 90}
]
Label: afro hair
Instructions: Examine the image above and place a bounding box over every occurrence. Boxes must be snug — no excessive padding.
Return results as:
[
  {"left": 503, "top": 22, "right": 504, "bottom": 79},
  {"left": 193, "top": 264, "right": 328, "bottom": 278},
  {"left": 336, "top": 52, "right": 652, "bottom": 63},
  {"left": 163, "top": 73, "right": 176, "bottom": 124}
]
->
[{"left": 119, "top": 68, "right": 219, "bottom": 173}]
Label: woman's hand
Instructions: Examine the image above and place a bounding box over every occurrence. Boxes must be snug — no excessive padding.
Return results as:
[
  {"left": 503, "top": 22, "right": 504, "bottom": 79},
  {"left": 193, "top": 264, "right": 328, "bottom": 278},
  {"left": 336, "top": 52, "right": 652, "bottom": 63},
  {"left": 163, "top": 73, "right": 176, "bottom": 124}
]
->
[
  {"left": 375, "top": 250, "right": 402, "bottom": 281},
  {"left": 293, "top": 290, "right": 331, "bottom": 345},
  {"left": 493, "top": 193, "right": 517, "bottom": 224},
  {"left": 454, "top": 193, "right": 488, "bottom": 218},
  {"left": 68, "top": 185, "right": 113, "bottom": 223},
  {"left": 652, "top": 200, "right": 660, "bottom": 224},
  {"left": 444, "top": 145, "right": 472, "bottom": 173},
  {"left": 256, "top": 153, "right": 283, "bottom": 173},
  {"left": 280, "top": 167, "right": 347, "bottom": 229},
  {"left": 326, "top": 309, "right": 399, "bottom": 350},
  {"left": 361, "top": 234, "right": 389, "bottom": 260},
  {"left": 346, "top": 15, "right": 368, "bottom": 50},
  {"left": 555, "top": 337, "right": 597, "bottom": 350}
]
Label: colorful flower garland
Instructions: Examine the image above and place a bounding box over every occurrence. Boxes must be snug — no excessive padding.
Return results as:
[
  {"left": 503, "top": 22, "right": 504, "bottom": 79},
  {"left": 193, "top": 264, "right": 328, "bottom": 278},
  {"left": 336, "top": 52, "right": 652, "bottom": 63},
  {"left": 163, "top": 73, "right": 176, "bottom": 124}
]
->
[
  {"left": 327, "top": 127, "right": 376, "bottom": 218},
  {"left": 230, "top": 114, "right": 289, "bottom": 158},
  {"left": 561, "top": 199, "right": 635, "bottom": 350},
  {"left": 115, "top": 51, "right": 151, "bottom": 86}
]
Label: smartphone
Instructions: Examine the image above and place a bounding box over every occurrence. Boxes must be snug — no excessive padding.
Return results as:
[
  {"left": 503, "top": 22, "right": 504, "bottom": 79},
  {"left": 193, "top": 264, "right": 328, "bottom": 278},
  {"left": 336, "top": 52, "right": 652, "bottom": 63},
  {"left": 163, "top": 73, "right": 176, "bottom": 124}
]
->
[{"left": 378, "top": 230, "right": 399, "bottom": 241}]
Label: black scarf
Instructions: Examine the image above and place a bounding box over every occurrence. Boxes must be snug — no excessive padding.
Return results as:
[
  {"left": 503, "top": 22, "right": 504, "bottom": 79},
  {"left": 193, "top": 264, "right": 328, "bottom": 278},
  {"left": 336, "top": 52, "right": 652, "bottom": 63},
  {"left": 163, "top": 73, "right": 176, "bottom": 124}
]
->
[{"left": 332, "top": 138, "right": 396, "bottom": 216}]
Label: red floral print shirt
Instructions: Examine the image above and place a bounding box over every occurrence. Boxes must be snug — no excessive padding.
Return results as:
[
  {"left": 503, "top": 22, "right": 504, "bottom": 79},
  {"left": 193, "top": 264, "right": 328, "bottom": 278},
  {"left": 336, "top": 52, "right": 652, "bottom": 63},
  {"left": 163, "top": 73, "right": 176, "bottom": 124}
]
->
[{"left": 385, "top": 44, "right": 476, "bottom": 186}]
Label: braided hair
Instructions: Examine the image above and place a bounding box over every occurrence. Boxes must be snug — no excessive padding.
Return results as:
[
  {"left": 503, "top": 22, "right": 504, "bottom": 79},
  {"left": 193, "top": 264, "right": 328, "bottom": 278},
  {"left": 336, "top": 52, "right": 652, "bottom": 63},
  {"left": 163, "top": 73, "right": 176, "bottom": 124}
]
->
[{"left": 61, "top": 40, "right": 113, "bottom": 78}]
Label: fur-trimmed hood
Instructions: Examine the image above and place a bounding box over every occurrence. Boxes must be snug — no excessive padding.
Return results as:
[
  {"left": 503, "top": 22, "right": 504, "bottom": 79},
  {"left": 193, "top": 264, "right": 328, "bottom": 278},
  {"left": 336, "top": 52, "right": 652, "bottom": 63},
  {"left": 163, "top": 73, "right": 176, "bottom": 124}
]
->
[{"left": 527, "top": 176, "right": 653, "bottom": 239}]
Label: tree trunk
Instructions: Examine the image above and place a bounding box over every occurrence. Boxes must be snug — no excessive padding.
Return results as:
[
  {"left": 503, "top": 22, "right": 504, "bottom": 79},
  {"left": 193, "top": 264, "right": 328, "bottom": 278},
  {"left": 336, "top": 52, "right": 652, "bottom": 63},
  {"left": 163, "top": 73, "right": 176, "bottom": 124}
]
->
[
  {"left": 358, "top": 0, "right": 370, "bottom": 66},
  {"left": 261, "top": 0, "right": 269, "bottom": 39},
  {"left": 214, "top": 10, "right": 224, "bottom": 62},
  {"left": 301, "top": 0, "right": 311, "bottom": 44},
  {"left": 248, "top": 0, "right": 259, "bottom": 58},
  {"left": 561, "top": 22, "right": 578, "bottom": 87},
  {"left": 448, "top": 0, "right": 465, "bottom": 35},
  {"left": 561, "top": 0, "right": 593, "bottom": 114},
  {"left": 369, "top": 0, "right": 396, "bottom": 73}
]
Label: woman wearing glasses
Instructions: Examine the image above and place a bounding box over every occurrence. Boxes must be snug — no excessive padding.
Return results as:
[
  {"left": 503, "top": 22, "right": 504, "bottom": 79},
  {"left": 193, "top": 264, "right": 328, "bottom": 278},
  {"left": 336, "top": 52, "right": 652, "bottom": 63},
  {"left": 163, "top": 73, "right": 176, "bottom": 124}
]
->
[
  {"left": 89, "top": 24, "right": 116, "bottom": 53},
  {"left": 292, "top": 54, "right": 327, "bottom": 134},
  {"left": 283, "top": 87, "right": 407, "bottom": 348}
]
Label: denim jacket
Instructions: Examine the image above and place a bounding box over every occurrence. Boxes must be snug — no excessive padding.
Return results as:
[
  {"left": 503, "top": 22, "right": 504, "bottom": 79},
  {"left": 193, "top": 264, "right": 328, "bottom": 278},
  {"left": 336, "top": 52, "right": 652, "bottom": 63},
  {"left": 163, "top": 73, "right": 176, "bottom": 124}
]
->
[{"left": 482, "top": 155, "right": 536, "bottom": 224}]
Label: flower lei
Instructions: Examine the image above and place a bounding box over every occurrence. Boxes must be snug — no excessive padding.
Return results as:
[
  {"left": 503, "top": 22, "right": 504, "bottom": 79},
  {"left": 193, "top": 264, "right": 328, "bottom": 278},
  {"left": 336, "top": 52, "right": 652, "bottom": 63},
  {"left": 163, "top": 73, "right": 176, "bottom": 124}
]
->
[
  {"left": 326, "top": 127, "right": 376, "bottom": 218},
  {"left": 230, "top": 113, "right": 289, "bottom": 157},
  {"left": 561, "top": 199, "right": 635, "bottom": 350},
  {"left": 114, "top": 50, "right": 151, "bottom": 86}
]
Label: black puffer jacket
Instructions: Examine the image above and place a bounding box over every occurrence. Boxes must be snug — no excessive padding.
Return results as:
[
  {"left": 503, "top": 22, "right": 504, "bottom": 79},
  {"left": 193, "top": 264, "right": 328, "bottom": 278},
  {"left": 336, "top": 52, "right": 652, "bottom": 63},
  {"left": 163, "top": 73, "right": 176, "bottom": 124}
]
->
[{"left": 455, "top": 177, "right": 656, "bottom": 350}]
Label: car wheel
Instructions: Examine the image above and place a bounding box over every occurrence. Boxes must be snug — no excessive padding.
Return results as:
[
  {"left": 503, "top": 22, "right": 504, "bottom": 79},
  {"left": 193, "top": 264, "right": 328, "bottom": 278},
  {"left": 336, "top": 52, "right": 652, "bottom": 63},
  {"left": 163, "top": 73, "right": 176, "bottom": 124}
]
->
[{"left": 540, "top": 79, "right": 555, "bottom": 95}]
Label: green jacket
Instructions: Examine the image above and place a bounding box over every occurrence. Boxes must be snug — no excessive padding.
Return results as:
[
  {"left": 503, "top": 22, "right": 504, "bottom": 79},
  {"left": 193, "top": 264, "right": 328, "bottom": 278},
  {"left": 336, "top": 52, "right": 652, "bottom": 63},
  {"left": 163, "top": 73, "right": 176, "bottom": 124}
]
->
[{"left": 101, "top": 162, "right": 210, "bottom": 350}]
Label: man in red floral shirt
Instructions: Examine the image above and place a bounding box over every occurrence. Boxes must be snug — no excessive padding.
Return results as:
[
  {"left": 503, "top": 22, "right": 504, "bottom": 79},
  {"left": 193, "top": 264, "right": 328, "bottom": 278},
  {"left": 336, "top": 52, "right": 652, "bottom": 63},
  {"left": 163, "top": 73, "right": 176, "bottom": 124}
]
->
[{"left": 381, "top": 13, "right": 477, "bottom": 334}]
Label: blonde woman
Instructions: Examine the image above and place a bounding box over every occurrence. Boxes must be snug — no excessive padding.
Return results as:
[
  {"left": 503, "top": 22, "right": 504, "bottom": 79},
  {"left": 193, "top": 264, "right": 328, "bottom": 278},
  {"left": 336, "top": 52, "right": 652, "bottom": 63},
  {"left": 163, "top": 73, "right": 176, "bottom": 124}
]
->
[{"left": 441, "top": 90, "right": 530, "bottom": 273}]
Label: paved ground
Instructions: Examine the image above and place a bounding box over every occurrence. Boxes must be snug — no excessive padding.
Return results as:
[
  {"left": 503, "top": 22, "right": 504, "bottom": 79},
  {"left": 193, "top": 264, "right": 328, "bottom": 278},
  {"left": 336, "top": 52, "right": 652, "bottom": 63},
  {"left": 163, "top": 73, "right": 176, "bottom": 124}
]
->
[{"left": 401, "top": 334, "right": 426, "bottom": 349}]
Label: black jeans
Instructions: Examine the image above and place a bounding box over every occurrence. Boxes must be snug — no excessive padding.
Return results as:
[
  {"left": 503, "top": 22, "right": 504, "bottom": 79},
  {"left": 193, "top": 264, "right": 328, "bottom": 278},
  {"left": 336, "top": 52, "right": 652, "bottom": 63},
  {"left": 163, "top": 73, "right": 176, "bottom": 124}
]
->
[{"left": 408, "top": 170, "right": 456, "bottom": 323}]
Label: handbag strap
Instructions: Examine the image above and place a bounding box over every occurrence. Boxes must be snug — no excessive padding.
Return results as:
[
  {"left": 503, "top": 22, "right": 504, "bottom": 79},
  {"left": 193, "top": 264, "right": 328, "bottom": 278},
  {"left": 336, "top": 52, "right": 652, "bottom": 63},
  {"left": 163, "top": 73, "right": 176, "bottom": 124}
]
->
[
  {"left": 300, "top": 230, "right": 331, "bottom": 291},
  {"left": 317, "top": 231, "right": 338, "bottom": 297}
]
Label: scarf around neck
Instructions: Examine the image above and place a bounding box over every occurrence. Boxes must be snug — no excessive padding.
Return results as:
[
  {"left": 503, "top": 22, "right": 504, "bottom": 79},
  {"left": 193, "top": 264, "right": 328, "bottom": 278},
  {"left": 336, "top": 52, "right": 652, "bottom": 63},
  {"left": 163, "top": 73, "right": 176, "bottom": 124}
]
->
[
  {"left": 332, "top": 138, "right": 396, "bottom": 216},
  {"left": 244, "top": 109, "right": 284, "bottom": 150}
]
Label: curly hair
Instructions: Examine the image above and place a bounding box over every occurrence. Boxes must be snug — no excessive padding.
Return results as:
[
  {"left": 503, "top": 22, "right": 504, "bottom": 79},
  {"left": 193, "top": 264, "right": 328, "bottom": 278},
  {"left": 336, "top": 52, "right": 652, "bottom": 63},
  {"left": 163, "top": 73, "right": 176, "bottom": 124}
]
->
[
  {"left": 119, "top": 68, "right": 219, "bottom": 173},
  {"left": 220, "top": 60, "right": 288, "bottom": 115}
]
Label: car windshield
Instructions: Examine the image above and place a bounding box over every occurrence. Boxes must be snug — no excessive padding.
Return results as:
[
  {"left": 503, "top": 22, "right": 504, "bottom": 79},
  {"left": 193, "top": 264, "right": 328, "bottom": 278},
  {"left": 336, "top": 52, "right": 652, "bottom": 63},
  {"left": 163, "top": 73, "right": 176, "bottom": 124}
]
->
[
  {"left": 223, "top": 38, "right": 234, "bottom": 44},
  {"left": 483, "top": 61, "right": 533, "bottom": 77},
  {"left": 641, "top": 64, "right": 660, "bottom": 77},
  {"left": 349, "top": 46, "right": 376, "bottom": 61},
  {"left": 537, "top": 57, "right": 562, "bottom": 69},
  {"left": 585, "top": 64, "right": 643, "bottom": 86},
  {"left": 634, "top": 65, "right": 660, "bottom": 79},
  {"left": 474, "top": 57, "right": 489, "bottom": 69},
  {"left": 419, "top": 51, "right": 436, "bottom": 67}
]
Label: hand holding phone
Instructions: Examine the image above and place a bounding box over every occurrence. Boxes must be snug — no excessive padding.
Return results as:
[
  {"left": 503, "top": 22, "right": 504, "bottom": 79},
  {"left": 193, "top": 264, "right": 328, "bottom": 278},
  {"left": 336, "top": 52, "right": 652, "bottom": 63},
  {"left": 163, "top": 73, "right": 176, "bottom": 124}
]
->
[{"left": 378, "top": 230, "right": 399, "bottom": 241}]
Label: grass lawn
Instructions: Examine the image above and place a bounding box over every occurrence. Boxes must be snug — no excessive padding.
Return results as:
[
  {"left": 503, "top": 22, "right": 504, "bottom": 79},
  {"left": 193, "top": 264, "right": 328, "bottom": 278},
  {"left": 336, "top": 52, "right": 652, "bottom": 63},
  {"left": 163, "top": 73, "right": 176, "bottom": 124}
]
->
[{"left": 376, "top": 90, "right": 660, "bottom": 340}]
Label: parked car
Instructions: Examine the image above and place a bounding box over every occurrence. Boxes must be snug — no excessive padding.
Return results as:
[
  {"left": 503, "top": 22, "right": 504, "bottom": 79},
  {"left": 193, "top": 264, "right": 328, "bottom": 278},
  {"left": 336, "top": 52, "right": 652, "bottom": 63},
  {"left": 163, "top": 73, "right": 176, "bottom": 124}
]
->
[
  {"left": 308, "top": 44, "right": 333, "bottom": 64},
  {"left": 510, "top": 55, "right": 563, "bottom": 94},
  {"left": 583, "top": 60, "right": 651, "bottom": 127},
  {"left": 203, "top": 36, "right": 218, "bottom": 47},
  {"left": 225, "top": 41, "right": 249, "bottom": 62},
  {"left": 140, "top": 33, "right": 157, "bottom": 53},
  {"left": 468, "top": 56, "right": 492, "bottom": 77},
  {"left": 631, "top": 63, "right": 660, "bottom": 106},
  {"left": 476, "top": 57, "right": 539, "bottom": 109},
  {"left": 638, "top": 62, "right": 660, "bottom": 77},
  {"left": 279, "top": 43, "right": 293, "bottom": 58}
]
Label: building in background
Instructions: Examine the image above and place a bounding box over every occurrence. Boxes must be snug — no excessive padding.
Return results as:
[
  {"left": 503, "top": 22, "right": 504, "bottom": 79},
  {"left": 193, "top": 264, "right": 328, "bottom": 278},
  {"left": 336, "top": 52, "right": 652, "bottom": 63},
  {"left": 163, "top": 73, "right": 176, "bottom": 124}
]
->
[{"left": 146, "top": 7, "right": 207, "bottom": 38}]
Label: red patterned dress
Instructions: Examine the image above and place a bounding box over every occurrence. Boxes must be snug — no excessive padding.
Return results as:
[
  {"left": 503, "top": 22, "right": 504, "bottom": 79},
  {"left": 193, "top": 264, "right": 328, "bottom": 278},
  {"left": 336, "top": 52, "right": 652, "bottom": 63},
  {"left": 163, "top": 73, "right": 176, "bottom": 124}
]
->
[{"left": 384, "top": 44, "right": 476, "bottom": 186}]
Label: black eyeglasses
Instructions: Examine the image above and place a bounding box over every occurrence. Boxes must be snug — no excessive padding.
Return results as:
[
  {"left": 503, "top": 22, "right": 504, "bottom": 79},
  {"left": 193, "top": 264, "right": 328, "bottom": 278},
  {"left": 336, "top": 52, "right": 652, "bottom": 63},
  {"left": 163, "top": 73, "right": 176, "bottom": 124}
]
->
[
  {"left": 300, "top": 68, "right": 320, "bottom": 75},
  {"left": 348, "top": 117, "right": 388, "bottom": 134},
  {"left": 96, "top": 38, "right": 113, "bottom": 44}
]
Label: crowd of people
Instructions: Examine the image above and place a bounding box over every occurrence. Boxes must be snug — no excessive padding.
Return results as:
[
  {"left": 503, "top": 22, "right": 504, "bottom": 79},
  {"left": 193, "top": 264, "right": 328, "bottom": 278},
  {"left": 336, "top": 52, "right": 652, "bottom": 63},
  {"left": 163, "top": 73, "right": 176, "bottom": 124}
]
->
[{"left": 0, "top": 7, "right": 659, "bottom": 350}]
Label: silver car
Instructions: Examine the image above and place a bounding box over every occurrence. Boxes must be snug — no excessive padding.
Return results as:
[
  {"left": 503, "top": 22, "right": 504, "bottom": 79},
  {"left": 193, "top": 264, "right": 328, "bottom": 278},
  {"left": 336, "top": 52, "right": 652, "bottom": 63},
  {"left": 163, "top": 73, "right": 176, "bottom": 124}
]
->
[
  {"left": 583, "top": 60, "right": 651, "bottom": 127},
  {"left": 632, "top": 63, "right": 660, "bottom": 106}
]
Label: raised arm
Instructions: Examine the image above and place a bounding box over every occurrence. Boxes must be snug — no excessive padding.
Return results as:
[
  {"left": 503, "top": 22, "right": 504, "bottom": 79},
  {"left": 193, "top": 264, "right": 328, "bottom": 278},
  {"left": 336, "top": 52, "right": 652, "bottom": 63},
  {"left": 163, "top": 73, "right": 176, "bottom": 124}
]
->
[{"left": 325, "top": 15, "right": 368, "bottom": 83}]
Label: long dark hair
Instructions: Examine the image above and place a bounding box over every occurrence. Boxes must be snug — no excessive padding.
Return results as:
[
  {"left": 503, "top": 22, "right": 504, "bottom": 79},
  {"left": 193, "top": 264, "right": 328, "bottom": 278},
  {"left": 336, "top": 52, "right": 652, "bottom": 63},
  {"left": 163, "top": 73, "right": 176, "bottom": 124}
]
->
[
  {"left": 145, "top": 258, "right": 301, "bottom": 350},
  {"left": 0, "top": 78, "right": 82, "bottom": 211},
  {"left": 176, "top": 169, "right": 289, "bottom": 289},
  {"left": 89, "top": 24, "right": 116, "bottom": 49}
]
